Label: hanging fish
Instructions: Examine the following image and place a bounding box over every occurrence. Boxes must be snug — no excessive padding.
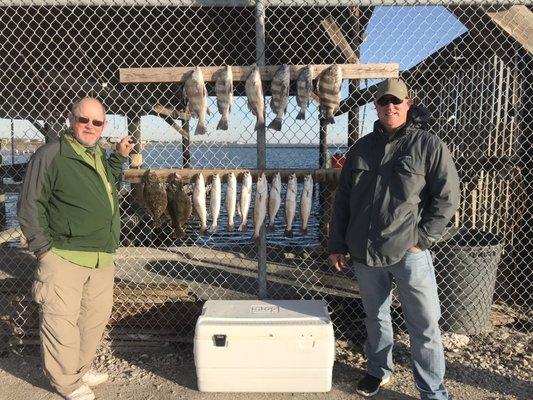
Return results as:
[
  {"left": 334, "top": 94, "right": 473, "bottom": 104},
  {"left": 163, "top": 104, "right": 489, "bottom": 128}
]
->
[
  {"left": 296, "top": 65, "right": 313, "bottom": 120},
  {"left": 300, "top": 174, "right": 313, "bottom": 236},
  {"left": 225, "top": 172, "right": 237, "bottom": 232},
  {"left": 317, "top": 64, "right": 342, "bottom": 125},
  {"left": 284, "top": 173, "right": 297, "bottom": 238},
  {"left": 193, "top": 173, "right": 208, "bottom": 235},
  {"left": 252, "top": 173, "right": 268, "bottom": 241},
  {"left": 166, "top": 173, "right": 192, "bottom": 239},
  {"left": 209, "top": 173, "right": 221, "bottom": 233},
  {"left": 245, "top": 65, "right": 265, "bottom": 131},
  {"left": 238, "top": 171, "right": 253, "bottom": 232},
  {"left": 268, "top": 64, "right": 290, "bottom": 131},
  {"left": 215, "top": 66, "right": 233, "bottom": 130},
  {"left": 267, "top": 172, "right": 281, "bottom": 232},
  {"left": 183, "top": 67, "right": 210, "bottom": 135},
  {"left": 143, "top": 170, "right": 167, "bottom": 228}
]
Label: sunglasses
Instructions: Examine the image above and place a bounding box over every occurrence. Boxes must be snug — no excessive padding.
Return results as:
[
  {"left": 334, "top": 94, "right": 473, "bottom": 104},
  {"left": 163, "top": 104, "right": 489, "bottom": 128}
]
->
[
  {"left": 377, "top": 96, "right": 404, "bottom": 106},
  {"left": 76, "top": 116, "right": 105, "bottom": 127}
]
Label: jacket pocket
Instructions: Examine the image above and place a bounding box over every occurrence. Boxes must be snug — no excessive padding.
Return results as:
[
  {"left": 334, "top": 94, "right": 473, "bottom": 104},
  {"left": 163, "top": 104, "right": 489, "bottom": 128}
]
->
[
  {"left": 392, "top": 157, "right": 425, "bottom": 202},
  {"left": 394, "top": 156, "right": 425, "bottom": 176},
  {"left": 67, "top": 216, "right": 107, "bottom": 238},
  {"left": 351, "top": 157, "right": 374, "bottom": 189}
]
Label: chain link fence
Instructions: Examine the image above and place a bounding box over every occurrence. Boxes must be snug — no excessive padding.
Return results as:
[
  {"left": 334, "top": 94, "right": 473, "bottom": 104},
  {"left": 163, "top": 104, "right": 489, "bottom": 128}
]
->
[{"left": 0, "top": 0, "right": 531, "bottom": 349}]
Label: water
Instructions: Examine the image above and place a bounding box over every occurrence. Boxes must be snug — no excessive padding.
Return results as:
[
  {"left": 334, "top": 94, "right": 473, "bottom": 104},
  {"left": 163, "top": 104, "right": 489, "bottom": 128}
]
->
[{"left": 2, "top": 144, "right": 347, "bottom": 249}]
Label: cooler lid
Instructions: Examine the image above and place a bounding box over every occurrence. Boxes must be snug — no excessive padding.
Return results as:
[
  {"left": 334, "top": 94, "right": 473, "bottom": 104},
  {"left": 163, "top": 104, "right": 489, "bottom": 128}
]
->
[{"left": 199, "top": 300, "right": 331, "bottom": 323}]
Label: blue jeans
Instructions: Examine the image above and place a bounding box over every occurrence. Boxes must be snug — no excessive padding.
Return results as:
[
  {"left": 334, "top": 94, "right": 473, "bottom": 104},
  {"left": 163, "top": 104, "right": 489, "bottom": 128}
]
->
[{"left": 353, "top": 250, "right": 448, "bottom": 400}]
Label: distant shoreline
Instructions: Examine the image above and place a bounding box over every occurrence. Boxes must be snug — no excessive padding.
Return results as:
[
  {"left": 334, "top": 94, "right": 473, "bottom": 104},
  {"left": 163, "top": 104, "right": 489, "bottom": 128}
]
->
[{"left": 1, "top": 141, "right": 349, "bottom": 154}]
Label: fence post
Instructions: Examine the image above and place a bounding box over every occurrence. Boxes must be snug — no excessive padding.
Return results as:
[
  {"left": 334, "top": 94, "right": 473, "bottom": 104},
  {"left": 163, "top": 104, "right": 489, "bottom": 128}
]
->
[
  {"left": 0, "top": 137, "right": 5, "bottom": 230},
  {"left": 0, "top": 194, "right": 5, "bottom": 232},
  {"left": 181, "top": 118, "right": 191, "bottom": 169},
  {"left": 256, "top": 0, "right": 267, "bottom": 300}
]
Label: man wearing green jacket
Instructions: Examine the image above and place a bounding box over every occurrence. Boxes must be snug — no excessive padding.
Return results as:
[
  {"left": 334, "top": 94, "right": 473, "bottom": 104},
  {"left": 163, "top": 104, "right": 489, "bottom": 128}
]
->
[
  {"left": 329, "top": 79, "right": 460, "bottom": 399},
  {"left": 18, "top": 97, "right": 133, "bottom": 400}
]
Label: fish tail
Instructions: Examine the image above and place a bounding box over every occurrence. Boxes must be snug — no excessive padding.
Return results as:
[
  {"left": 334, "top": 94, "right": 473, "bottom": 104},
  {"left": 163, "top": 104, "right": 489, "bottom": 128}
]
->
[
  {"left": 200, "top": 226, "right": 208, "bottom": 236},
  {"left": 174, "top": 227, "right": 185, "bottom": 239},
  {"left": 216, "top": 116, "right": 229, "bottom": 130},
  {"left": 300, "top": 227, "right": 308, "bottom": 236},
  {"left": 284, "top": 228, "right": 293, "bottom": 238},
  {"left": 238, "top": 223, "right": 247, "bottom": 232},
  {"left": 325, "top": 116, "right": 335, "bottom": 125},
  {"left": 296, "top": 108, "right": 306, "bottom": 120},
  {"left": 227, "top": 223, "right": 234, "bottom": 232},
  {"left": 267, "top": 118, "right": 282, "bottom": 131},
  {"left": 254, "top": 118, "right": 265, "bottom": 131},
  {"left": 209, "top": 224, "right": 218, "bottom": 234},
  {"left": 252, "top": 233, "right": 260, "bottom": 242},
  {"left": 195, "top": 123, "right": 207, "bottom": 135},
  {"left": 267, "top": 223, "right": 275, "bottom": 233}
]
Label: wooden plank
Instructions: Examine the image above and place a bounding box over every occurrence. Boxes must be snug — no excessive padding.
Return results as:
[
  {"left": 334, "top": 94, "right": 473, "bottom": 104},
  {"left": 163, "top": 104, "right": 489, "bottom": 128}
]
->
[
  {"left": 487, "top": 5, "right": 533, "bottom": 55},
  {"left": 124, "top": 168, "right": 341, "bottom": 184},
  {"left": 151, "top": 105, "right": 190, "bottom": 121},
  {"left": 321, "top": 17, "right": 359, "bottom": 63},
  {"left": 119, "top": 64, "right": 398, "bottom": 83}
]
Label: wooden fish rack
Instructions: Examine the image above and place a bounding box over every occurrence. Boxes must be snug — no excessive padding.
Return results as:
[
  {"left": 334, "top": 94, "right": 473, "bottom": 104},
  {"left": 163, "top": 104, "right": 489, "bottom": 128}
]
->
[
  {"left": 124, "top": 168, "right": 341, "bottom": 184},
  {"left": 120, "top": 64, "right": 398, "bottom": 83}
]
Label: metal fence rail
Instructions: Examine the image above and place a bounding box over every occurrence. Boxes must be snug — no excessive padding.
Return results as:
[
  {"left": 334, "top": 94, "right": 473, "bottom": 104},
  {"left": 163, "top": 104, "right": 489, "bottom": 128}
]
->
[{"left": 0, "top": 1, "right": 531, "bottom": 348}]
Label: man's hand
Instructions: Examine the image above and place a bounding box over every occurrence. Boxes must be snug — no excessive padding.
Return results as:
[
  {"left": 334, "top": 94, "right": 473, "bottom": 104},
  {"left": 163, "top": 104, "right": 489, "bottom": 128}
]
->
[
  {"left": 329, "top": 253, "right": 347, "bottom": 272},
  {"left": 408, "top": 246, "right": 422, "bottom": 253},
  {"left": 117, "top": 136, "right": 134, "bottom": 157}
]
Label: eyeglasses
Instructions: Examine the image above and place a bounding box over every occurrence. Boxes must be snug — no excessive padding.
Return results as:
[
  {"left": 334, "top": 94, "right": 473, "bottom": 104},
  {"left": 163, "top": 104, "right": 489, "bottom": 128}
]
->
[
  {"left": 377, "top": 96, "right": 404, "bottom": 107},
  {"left": 75, "top": 116, "right": 105, "bottom": 127}
]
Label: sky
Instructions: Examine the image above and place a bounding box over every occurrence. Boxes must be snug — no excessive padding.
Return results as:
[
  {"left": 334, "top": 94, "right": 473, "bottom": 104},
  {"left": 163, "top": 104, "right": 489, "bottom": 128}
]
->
[{"left": 0, "top": 5, "right": 467, "bottom": 145}]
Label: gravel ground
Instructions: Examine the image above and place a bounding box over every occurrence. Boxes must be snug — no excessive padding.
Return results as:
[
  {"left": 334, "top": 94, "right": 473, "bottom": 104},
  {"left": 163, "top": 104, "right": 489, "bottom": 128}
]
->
[{"left": 0, "top": 324, "right": 531, "bottom": 400}]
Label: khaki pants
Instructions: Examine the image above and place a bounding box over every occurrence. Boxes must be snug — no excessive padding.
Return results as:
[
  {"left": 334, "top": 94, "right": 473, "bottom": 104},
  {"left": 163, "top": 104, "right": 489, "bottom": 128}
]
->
[{"left": 32, "top": 251, "right": 114, "bottom": 396}]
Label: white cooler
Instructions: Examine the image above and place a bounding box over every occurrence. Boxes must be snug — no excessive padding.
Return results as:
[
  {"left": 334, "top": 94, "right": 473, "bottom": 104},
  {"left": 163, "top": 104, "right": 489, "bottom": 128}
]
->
[{"left": 194, "top": 299, "right": 335, "bottom": 392}]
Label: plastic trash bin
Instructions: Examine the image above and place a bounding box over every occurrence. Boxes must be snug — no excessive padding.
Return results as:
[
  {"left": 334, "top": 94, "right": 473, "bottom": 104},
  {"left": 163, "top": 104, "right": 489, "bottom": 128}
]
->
[{"left": 433, "top": 228, "right": 503, "bottom": 334}]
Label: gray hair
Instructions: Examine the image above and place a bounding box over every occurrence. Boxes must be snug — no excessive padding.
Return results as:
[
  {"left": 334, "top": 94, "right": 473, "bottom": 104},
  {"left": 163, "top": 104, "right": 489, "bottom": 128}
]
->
[{"left": 71, "top": 97, "right": 106, "bottom": 117}]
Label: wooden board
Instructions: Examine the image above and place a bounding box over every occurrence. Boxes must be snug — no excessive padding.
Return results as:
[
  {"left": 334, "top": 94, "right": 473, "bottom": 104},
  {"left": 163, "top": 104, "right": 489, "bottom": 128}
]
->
[
  {"left": 120, "top": 63, "right": 398, "bottom": 83},
  {"left": 487, "top": 6, "right": 533, "bottom": 55},
  {"left": 124, "top": 168, "right": 341, "bottom": 184},
  {"left": 321, "top": 17, "right": 359, "bottom": 63}
]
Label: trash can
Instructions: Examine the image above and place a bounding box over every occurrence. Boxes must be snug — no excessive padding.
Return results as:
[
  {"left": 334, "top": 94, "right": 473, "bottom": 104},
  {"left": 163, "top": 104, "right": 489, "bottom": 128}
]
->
[{"left": 433, "top": 228, "right": 503, "bottom": 335}]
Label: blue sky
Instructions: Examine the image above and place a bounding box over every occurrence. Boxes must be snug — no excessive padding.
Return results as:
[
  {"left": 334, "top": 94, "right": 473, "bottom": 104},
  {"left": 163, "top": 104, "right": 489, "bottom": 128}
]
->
[{"left": 0, "top": 6, "right": 467, "bottom": 145}]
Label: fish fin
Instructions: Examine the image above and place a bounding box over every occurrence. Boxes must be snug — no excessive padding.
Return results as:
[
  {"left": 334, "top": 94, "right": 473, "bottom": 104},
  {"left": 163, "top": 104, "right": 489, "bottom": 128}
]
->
[
  {"left": 238, "top": 223, "right": 247, "bottom": 232},
  {"left": 206, "top": 107, "right": 212, "bottom": 116},
  {"left": 254, "top": 119, "right": 265, "bottom": 131},
  {"left": 296, "top": 109, "right": 306, "bottom": 120},
  {"left": 200, "top": 227, "right": 208, "bottom": 236},
  {"left": 227, "top": 223, "right": 234, "bottom": 232},
  {"left": 195, "top": 124, "right": 207, "bottom": 135},
  {"left": 267, "top": 118, "right": 282, "bottom": 131},
  {"left": 267, "top": 223, "right": 275, "bottom": 233},
  {"left": 300, "top": 227, "right": 308, "bottom": 236},
  {"left": 174, "top": 227, "right": 185, "bottom": 239},
  {"left": 325, "top": 116, "right": 335, "bottom": 125},
  {"left": 209, "top": 224, "right": 218, "bottom": 234},
  {"left": 216, "top": 117, "right": 229, "bottom": 130},
  {"left": 252, "top": 233, "right": 260, "bottom": 242},
  {"left": 284, "top": 228, "right": 293, "bottom": 238}
]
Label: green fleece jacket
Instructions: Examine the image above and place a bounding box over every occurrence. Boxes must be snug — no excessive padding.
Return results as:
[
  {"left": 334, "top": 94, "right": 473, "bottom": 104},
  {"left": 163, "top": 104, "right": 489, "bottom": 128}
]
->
[{"left": 17, "top": 133, "right": 127, "bottom": 257}]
